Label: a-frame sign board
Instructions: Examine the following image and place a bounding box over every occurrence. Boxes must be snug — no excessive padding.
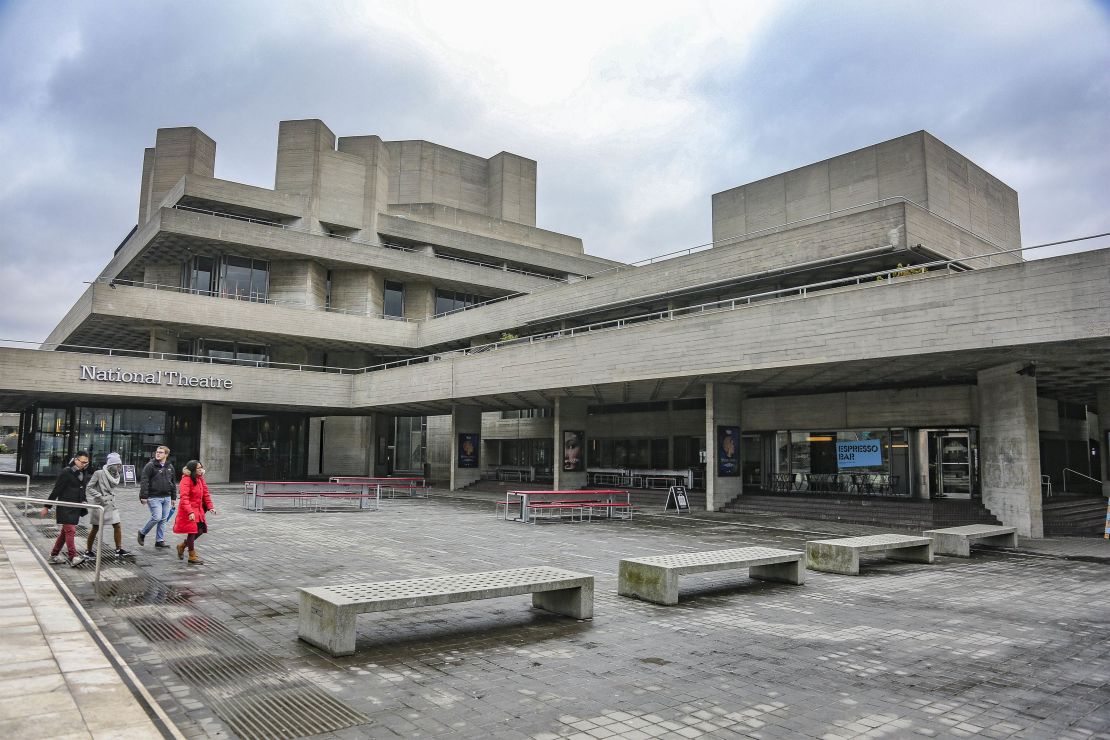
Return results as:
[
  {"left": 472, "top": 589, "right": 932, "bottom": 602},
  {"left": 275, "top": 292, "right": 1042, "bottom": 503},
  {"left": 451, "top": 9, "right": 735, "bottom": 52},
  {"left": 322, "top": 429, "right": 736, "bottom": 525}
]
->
[{"left": 665, "top": 485, "right": 690, "bottom": 513}]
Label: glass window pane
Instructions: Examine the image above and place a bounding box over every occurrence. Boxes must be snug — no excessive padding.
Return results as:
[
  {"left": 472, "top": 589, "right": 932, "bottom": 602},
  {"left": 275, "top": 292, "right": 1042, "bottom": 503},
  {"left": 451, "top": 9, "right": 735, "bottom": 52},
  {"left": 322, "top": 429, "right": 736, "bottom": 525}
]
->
[
  {"left": 384, "top": 281, "right": 405, "bottom": 317},
  {"left": 222, "top": 256, "right": 253, "bottom": 298}
]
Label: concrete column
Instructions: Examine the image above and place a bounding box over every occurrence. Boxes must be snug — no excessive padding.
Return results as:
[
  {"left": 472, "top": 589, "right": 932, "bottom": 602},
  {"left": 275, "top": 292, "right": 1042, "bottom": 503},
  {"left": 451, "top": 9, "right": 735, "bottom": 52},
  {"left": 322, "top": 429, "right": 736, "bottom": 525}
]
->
[
  {"left": 321, "top": 417, "right": 371, "bottom": 476},
  {"left": 705, "top": 383, "right": 744, "bottom": 512},
  {"left": 977, "top": 363, "right": 1043, "bottom": 538},
  {"left": 148, "top": 327, "right": 176, "bottom": 358},
  {"left": 450, "top": 406, "right": 482, "bottom": 491},
  {"left": 1098, "top": 387, "right": 1110, "bottom": 496},
  {"left": 554, "top": 397, "right": 589, "bottom": 490},
  {"left": 199, "top": 403, "right": 232, "bottom": 484}
]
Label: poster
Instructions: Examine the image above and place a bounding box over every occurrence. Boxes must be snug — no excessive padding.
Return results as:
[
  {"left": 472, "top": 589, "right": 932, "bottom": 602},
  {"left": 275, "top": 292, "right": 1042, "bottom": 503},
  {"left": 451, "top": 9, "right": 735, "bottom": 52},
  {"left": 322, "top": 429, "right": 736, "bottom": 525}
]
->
[
  {"left": 717, "top": 425, "right": 739, "bottom": 477},
  {"left": 563, "top": 430, "right": 584, "bottom": 471},
  {"left": 457, "top": 433, "right": 479, "bottom": 468},
  {"left": 835, "top": 440, "right": 882, "bottom": 469}
]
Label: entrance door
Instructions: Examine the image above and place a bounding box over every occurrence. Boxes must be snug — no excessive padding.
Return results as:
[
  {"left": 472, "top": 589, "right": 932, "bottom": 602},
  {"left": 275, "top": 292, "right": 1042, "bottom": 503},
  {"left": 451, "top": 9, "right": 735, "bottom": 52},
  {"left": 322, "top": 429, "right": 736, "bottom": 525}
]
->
[{"left": 928, "top": 431, "right": 972, "bottom": 499}]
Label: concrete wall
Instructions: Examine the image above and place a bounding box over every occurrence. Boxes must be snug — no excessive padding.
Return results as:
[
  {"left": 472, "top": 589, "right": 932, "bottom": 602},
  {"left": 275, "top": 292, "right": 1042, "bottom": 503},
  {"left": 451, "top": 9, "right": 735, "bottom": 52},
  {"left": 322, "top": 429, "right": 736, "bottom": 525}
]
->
[
  {"left": 488, "top": 152, "right": 538, "bottom": 227},
  {"left": 141, "top": 127, "right": 216, "bottom": 226},
  {"left": 143, "top": 263, "right": 180, "bottom": 288},
  {"left": 713, "top": 131, "right": 1020, "bottom": 256},
  {"left": 977, "top": 363, "right": 1042, "bottom": 537},
  {"left": 745, "top": 387, "right": 979, "bottom": 430}
]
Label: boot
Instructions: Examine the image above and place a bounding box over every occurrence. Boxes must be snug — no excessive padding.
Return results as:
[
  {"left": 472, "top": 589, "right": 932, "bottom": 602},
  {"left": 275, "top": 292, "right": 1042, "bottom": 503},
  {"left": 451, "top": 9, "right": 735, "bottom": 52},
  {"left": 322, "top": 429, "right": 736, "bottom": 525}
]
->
[
  {"left": 176, "top": 542, "right": 186, "bottom": 560},
  {"left": 187, "top": 549, "right": 204, "bottom": 565}
]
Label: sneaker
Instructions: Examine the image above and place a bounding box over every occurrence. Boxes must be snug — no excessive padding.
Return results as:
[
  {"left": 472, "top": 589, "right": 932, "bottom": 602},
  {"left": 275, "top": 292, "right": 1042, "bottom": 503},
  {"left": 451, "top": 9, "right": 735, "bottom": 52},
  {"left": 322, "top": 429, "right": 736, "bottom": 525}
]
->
[
  {"left": 49, "top": 554, "right": 68, "bottom": 564},
  {"left": 69, "top": 555, "right": 86, "bottom": 567},
  {"left": 137, "top": 531, "right": 146, "bottom": 546},
  {"left": 83, "top": 550, "right": 96, "bottom": 559},
  {"left": 114, "top": 548, "right": 134, "bottom": 558},
  {"left": 154, "top": 541, "right": 169, "bottom": 549}
]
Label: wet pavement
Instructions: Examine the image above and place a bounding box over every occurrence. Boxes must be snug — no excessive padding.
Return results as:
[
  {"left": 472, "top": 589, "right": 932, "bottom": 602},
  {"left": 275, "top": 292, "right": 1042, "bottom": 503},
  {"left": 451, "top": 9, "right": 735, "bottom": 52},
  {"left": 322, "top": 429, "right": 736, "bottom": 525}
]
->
[{"left": 2, "top": 483, "right": 1109, "bottom": 739}]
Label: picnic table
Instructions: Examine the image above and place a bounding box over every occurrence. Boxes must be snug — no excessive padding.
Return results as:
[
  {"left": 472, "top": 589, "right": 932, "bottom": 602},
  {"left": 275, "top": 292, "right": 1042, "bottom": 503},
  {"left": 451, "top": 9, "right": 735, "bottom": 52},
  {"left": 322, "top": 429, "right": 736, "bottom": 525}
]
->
[{"left": 503, "top": 489, "right": 632, "bottom": 524}]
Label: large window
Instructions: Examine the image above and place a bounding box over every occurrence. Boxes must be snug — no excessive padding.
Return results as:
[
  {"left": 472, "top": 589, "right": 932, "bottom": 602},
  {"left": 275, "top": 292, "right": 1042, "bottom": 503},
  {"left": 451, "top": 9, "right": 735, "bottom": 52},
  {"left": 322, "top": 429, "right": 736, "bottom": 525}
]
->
[
  {"left": 394, "top": 416, "right": 425, "bottom": 473},
  {"left": 230, "top": 412, "right": 306, "bottom": 481},
  {"left": 198, "top": 340, "right": 269, "bottom": 366},
  {"left": 435, "top": 288, "right": 490, "bottom": 316},
  {"left": 182, "top": 255, "right": 268, "bottom": 301},
  {"left": 384, "top": 281, "right": 405, "bottom": 318},
  {"left": 587, "top": 437, "right": 669, "bottom": 468},
  {"left": 221, "top": 256, "right": 269, "bottom": 299}
]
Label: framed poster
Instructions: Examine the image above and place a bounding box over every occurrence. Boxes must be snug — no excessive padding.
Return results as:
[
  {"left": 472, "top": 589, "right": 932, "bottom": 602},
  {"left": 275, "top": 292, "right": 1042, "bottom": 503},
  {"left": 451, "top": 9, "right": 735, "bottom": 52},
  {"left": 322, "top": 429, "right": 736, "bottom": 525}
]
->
[
  {"left": 457, "top": 433, "right": 479, "bottom": 468},
  {"left": 717, "top": 425, "right": 739, "bottom": 477},
  {"left": 121, "top": 464, "right": 138, "bottom": 485},
  {"left": 563, "top": 430, "right": 584, "bottom": 471}
]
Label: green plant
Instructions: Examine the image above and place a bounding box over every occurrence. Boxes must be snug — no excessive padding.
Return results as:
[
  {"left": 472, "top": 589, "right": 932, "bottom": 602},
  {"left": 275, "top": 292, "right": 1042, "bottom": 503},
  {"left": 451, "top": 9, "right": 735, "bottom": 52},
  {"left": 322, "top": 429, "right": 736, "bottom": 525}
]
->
[{"left": 499, "top": 332, "right": 519, "bottom": 342}]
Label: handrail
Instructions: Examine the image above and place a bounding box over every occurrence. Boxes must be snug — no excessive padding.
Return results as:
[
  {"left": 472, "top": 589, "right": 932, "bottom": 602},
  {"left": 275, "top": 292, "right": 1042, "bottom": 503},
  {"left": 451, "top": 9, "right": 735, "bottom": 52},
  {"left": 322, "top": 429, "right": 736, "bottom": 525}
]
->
[
  {"left": 0, "top": 494, "right": 106, "bottom": 594},
  {"left": 1062, "top": 467, "right": 1102, "bottom": 494},
  {"left": 9, "top": 231, "right": 1106, "bottom": 376},
  {"left": 0, "top": 472, "right": 30, "bottom": 499},
  {"left": 88, "top": 278, "right": 421, "bottom": 322},
  {"left": 170, "top": 204, "right": 569, "bottom": 283}
]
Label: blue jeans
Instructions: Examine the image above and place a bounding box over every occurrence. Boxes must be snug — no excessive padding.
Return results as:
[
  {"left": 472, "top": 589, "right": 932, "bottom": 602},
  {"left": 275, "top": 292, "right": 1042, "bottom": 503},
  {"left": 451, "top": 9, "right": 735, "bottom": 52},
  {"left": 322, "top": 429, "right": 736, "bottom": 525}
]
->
[{"left": 140, "top": 497, "right": 173, "bottom": 542}]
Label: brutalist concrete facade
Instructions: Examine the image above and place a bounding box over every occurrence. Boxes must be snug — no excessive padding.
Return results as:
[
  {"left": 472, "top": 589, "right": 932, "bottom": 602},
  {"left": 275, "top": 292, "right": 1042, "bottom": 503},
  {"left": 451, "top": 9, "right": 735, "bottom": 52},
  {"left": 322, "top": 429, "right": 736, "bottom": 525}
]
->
[{"left": 3, "top": 123, "right": 1108, "bottom": 537}]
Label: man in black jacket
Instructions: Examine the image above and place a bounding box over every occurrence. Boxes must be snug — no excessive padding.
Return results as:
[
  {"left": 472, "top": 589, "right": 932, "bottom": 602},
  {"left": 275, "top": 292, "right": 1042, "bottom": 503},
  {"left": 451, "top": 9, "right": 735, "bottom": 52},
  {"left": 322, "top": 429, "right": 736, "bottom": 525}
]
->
[
  {"left": 137, "top": 445, "right": 177, "bottom": 548},
  {"left": 41, "top": 451, "right": 90, "bottom": 566}
]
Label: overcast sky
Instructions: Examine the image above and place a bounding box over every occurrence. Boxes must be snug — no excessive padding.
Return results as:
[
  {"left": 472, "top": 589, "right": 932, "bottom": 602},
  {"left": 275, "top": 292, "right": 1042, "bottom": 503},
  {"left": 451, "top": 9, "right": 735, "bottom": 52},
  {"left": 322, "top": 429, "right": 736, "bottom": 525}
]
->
[{"left": 1, "top": 0, "right": 1107, "bottom": 343}]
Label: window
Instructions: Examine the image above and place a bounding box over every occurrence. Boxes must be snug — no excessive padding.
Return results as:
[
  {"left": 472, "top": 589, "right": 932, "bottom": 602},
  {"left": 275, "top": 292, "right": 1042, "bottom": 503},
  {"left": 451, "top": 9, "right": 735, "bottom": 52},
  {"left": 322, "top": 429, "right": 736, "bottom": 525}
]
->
[
  {"left": 435, "top": 289, "right": 491, "bottom": 316},
  {"left": 500, "top": 409, "right": 552, "bottom": 419},
  {"left": 199, "top": 339, "right": 269, "bottom": 366},
  {"left": 183, "top": 256, "right": 216, "bottom": 295},
  {"left": 182, "top": 255, "right": 268, "bottom": 300},
  {"left": 220, "top": 256, "right": 268, "bottom": 300},
  {"left": 384, "top": 281, "right": 404, "bottom": 318}
]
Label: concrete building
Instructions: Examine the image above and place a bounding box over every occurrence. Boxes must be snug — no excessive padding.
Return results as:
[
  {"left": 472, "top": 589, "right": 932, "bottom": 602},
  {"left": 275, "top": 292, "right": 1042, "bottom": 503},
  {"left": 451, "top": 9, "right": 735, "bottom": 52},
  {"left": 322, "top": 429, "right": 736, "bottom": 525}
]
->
[{"left": 1, "top": 123, "right": 1107, "bottom": 537}]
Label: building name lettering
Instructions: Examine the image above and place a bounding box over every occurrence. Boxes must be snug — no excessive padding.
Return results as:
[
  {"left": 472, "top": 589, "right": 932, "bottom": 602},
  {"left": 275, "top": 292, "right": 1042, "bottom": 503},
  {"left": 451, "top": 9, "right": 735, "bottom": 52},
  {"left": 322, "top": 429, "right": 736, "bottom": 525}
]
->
[{"left": 79, "top": 365, "right": 233, "bottom": 390}]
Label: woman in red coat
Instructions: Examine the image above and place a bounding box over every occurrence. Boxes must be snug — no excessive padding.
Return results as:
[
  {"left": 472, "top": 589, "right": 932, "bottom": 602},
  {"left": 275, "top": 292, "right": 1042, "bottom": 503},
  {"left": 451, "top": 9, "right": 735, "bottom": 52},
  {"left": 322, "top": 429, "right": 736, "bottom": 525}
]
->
[{"left": 173, "top": 460, "right": 215, "bottom": 565}]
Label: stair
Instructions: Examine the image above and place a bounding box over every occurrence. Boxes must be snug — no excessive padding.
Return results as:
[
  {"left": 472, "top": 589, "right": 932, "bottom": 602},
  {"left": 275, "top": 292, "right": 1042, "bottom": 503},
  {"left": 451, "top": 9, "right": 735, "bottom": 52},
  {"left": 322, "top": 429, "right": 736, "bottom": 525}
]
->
[
  {"left": 720, "top": 493, "right": 1001, "bottom": 530},
  {"left": 1043, "top": 495, "right": 1108, "bottom": 537}
]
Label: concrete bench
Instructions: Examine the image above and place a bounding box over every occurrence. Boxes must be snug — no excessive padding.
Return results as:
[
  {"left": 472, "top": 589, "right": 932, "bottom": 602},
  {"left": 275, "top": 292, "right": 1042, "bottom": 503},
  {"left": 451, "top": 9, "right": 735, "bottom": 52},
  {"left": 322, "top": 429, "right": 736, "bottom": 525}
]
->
[
  {"left": 297, "top": 566, "right": 594, "bottom": 656},
  {"left": 923, "top": 524, "right": 1017, "bottom": 557},
  {"left": 617, "top": 547, "right": 805, "bottom": 605},
  {"left": 806, "top": 534, "right": 934, "bottom": 575}
]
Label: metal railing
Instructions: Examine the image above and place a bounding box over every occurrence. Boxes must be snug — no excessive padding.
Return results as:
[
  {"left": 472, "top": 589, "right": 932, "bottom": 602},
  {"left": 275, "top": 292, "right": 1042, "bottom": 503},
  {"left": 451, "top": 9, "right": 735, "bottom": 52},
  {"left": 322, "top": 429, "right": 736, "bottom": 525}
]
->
[
  {"left": 0, "top": 472, "right": 30, "bottom": 499},
  {"left": 171, "top": 204, "right": 569, "bottom": 283},
  {"left": 0, "top": 494, "right": 107, "bottom": 594},
  {"left": 1062, "top": 468, "right": 1102, "bottom": 495}
]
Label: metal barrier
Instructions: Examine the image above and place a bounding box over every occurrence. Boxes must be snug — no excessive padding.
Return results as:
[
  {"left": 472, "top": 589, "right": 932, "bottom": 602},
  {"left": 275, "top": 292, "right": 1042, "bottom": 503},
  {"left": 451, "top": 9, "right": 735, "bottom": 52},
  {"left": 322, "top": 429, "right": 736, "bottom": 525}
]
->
[{"left": 0, "top": 494, "right": 106, "bottom": 595}]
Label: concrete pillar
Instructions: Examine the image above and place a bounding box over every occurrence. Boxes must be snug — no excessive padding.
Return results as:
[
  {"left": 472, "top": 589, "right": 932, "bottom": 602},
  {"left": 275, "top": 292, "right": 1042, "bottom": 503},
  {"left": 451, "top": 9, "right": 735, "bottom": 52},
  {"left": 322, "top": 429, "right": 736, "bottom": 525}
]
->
[
  {"left": 199, "top": 403, "right": 232, "bottom": 484},
  {"left": 705, "top": 383, "right": 744, "bottom": 512},
  {"left": 321, "top": 417, "right": 371, "bottom": 476},
  {"left": 977, "top": 363, "right": 1043, "bottom": 537},
  {"left": 148, "top": 327, "right": 176, "bottom": 358},
  {"left": 1098, "top": 387, "right": 1110, "bottom": 496},
  {"left": 450, "top": 406, "right": 482, "bottom": 491},
  {"left": 554, "top": 397, "right": 589, "bottom": 490}
]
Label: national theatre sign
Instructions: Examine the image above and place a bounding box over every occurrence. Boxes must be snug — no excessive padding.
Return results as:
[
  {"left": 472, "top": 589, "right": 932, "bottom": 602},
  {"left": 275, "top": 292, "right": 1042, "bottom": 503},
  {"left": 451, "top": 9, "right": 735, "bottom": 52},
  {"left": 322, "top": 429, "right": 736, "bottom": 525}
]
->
[{"left": 79, "top": 364, "right": 233, "bottom": 390}]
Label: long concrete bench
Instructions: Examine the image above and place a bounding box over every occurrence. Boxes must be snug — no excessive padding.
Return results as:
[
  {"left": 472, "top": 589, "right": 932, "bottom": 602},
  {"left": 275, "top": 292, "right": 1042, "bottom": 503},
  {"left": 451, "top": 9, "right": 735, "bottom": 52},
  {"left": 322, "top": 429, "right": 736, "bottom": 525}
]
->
[
  {"left": 617, "top": 547, "right": 805, "bottom": 605},
  {"left": 923, "top": 524, "right": 1017, "bottom": 557},
  {"left": 806, "top": 534, "right": 934, "bottom": 575},
  {"left": 297, "top": 566, "right": 594, "bottom": 656}
]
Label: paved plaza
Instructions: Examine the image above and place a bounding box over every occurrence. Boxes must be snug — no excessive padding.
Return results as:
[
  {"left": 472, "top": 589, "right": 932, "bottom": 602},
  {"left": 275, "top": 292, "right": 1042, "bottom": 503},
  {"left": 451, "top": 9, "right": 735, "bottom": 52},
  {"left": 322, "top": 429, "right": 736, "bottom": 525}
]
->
[{"left": 2, "top": 485, "right": 1110, "bottom": 739}]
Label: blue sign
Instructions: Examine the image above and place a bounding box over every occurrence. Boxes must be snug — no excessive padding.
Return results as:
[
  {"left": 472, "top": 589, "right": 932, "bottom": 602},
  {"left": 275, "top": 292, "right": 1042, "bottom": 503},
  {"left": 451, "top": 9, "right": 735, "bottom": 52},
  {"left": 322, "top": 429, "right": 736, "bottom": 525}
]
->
[{"left": 836, "top": 440, "right": 882, "bottom": 469}]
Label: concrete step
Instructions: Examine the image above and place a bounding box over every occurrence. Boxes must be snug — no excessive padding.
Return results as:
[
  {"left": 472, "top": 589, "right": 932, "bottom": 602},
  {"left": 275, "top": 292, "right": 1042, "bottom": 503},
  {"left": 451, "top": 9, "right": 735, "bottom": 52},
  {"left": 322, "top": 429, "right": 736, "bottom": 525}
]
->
[{"left": 721, "top": 493, "right": 1000, "bottom": 530}]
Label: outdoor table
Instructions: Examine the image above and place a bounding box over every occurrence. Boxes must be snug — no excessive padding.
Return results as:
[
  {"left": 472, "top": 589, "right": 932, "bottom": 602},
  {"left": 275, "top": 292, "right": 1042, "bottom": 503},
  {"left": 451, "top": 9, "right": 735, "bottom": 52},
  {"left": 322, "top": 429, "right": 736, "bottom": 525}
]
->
[{"left": 505, "top": 489, "right": 631, "bottom": 524}]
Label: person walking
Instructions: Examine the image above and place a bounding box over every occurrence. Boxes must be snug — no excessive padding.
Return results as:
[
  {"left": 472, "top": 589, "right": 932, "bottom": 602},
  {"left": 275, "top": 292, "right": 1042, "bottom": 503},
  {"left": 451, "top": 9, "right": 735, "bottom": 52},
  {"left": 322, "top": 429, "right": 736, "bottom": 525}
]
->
[
  {"left": 173, "top": 460, "right": 214, "bottom": 565},
  {"left": 138, "top": 445, "right": 177, "bottom": 549},
  {"left": 83, "top": 452, "right": 134, "bottom": 559},
  {"left": 41, "top": 451, "right": 90, "bottom": 567}
]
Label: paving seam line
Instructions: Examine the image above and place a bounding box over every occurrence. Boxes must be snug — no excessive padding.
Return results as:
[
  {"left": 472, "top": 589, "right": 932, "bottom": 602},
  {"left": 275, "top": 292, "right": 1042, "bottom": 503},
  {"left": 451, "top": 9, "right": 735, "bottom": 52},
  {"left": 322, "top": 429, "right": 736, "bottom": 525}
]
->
[{"left": 1, "top": 502, "right": 187, "bottom": 740}]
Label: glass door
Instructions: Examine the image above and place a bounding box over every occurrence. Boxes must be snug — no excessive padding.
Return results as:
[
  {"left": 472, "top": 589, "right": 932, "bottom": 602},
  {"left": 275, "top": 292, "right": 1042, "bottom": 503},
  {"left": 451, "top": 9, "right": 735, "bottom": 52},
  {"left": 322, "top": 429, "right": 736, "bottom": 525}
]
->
[{"left": 928, "top": 431, "right": 972, "bottom": 498}]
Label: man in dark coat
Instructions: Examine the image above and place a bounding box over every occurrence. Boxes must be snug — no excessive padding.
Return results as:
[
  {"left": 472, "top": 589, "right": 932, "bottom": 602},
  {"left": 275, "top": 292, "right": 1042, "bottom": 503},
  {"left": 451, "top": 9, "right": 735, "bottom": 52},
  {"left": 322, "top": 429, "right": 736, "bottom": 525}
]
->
[
  {"left": 41, "top": 450, "right": 90, "bottom": 566},
  {"left": 137, "top": 445, "right": 177, "bottom": 548}
]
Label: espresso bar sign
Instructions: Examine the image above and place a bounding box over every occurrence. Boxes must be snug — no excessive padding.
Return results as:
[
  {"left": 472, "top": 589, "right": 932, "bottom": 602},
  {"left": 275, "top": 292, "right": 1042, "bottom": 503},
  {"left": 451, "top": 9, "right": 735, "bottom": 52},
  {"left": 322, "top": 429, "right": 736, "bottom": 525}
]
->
[{"left": 79, "top": 365, "right": 233, "bottom": 390}]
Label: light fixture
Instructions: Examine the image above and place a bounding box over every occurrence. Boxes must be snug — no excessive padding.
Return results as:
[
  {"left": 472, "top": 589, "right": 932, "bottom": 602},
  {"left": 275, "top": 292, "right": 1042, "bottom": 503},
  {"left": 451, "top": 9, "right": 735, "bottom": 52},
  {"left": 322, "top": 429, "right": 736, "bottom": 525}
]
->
[{"left": 807, "top": 435, "right": 833, "bottom": 442}]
